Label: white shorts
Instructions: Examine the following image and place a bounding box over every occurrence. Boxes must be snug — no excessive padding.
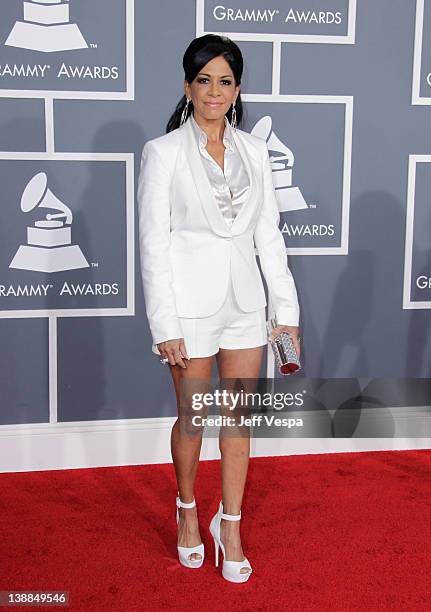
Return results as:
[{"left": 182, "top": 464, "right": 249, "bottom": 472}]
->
[{"left": 151, "top": 276, "right": 267, "bottom": 358}]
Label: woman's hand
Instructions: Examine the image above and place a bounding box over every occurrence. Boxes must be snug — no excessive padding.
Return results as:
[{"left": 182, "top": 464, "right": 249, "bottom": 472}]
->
[
  {"left": 270, "top": 325, "right": 301, "bottom": 358},
  {"left": 157, "top": 338, "right": 190, "bottom": 368}
]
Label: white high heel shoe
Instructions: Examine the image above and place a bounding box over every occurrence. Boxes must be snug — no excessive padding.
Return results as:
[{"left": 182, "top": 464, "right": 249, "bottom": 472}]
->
[
  {"left": 209, "top": 500, "right": 252, "bottom": 583},
  {"left": 176, "top": 493, "right": 204, "bottom": 568}
]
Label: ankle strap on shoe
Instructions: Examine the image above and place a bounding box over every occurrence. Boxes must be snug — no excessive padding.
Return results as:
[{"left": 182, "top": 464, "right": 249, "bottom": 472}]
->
[
  {"left": 221, "top": 511, "right": 241, "bottom": 521},
  {"left": 220, "top": 501, "right": 241, "bottom": 521},
  {"left": 176, "top": 495, "right": 196, "bottom": 509}
]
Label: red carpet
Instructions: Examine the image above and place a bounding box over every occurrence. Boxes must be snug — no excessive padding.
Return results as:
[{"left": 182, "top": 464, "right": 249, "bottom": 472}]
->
[{"left": 0, "top": 449, "right": 430, "bottom": 611}]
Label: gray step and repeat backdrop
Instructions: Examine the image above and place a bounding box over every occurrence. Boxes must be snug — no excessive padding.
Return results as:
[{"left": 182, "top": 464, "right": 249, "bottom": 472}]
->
[{"left": 0, "top": 1, "right": 430, "bottom": 448}]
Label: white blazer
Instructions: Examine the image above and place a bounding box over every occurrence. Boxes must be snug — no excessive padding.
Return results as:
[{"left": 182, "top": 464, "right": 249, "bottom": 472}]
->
[{"left": 137, "top": 116, "right": 300, "bottom": 346}]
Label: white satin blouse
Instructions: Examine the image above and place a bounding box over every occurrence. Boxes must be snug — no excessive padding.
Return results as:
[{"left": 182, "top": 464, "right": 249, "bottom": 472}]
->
[{"left": 189, "top": 113, "right": 250, "bottom": 228}]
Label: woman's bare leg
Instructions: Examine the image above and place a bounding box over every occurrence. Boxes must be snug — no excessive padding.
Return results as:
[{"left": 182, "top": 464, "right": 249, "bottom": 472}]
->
[
  {"left": 169, "top": 355, "right": 214, "bottom": 560},
  {"left": 216, "top": 345, "right": 264, "bottom": 574}
]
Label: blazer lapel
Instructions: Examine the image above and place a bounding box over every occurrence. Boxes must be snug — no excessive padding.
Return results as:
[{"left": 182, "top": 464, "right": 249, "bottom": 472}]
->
[
  {"left": 230, "top": 127, "right": 259, "bottom": 236},
  {"left": 180, "top": 117, "right": 259, "bottom": 237}
]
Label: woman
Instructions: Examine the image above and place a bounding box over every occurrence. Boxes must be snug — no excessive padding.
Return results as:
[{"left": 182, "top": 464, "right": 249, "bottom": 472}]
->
[{"left": 137, "top": 34, "right": 301, "bottom": 583}]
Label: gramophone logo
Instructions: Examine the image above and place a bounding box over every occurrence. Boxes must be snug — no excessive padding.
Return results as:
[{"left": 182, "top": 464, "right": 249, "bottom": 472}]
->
[
  {"left": 251, "top": 116, "right": 308, "bottom": 213},
  {"left": 9, "top": 172, "right": 89, "bottom": 273},
  {"left": 5, "top": 0, "right": 88, "bottom": 53}
]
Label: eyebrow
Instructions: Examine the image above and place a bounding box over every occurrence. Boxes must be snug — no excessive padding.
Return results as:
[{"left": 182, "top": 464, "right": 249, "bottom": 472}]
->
[{"left": 197, "top": 73, "right": 233, "bottom": 78}]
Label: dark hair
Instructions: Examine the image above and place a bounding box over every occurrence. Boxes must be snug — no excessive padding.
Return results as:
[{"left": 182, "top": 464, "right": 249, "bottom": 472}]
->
[{"left": 166, "top": 34, "right": 244, "bottom": 133}]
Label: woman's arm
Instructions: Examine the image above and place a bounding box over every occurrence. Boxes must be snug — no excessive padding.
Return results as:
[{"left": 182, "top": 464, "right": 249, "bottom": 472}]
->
[
  {"left": 137, "top": 140, "right": 183, "bottom": 345},
  {"left": 253, "top": 140, "right": 300, "bottom": 327}
]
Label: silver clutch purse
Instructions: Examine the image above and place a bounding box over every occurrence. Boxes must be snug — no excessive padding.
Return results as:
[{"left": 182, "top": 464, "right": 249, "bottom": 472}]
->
[{"left": 266, "top": 316, "right": 301, "bottom": 375}]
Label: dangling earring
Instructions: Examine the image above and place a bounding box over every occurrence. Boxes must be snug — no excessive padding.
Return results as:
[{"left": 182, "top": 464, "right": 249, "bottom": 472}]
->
[
  {"left": 180, "top": 98, "right": 190, "bottom": 126},
  {"left": 230, "top": 100, "right": 237, "bottom": 130}
]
